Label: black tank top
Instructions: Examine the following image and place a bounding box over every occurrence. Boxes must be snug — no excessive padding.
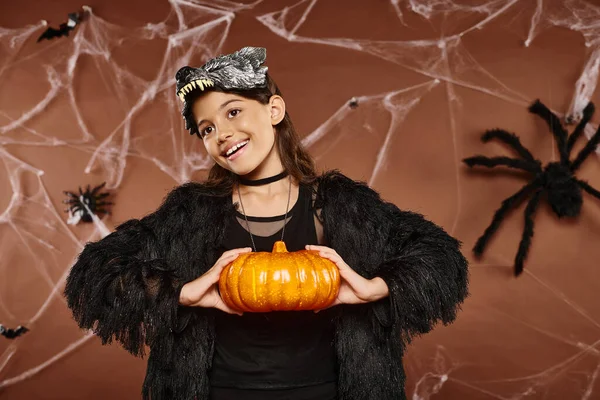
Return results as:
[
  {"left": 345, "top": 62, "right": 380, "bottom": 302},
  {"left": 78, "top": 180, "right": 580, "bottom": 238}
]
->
[{"left": 210, "top": 184, "right": 338, "bottom": 391}]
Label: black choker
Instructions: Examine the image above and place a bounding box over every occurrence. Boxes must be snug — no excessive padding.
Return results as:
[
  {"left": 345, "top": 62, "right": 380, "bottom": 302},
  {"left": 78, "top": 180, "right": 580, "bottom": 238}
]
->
[{"left": 239, "top": 171, "right": 289, "bottom": 186}]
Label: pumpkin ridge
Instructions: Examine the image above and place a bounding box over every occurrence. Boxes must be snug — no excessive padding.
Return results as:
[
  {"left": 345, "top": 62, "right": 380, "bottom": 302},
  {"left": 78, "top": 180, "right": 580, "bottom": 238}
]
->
[
  {"left": 230, "top": 257, "right": 245, "bottom": 311},
  {"left": 276, "top": 253, "right": 289, "bottom": 310},
  {"left": 252, "top": 261, "right": 257, "bottom": 308},
  {"left": 219, "top": 263, "right": 234, "bottom": 309},
  {"left": 290, "top": 252, "right": 302, "bottom": 310},
  {"left": 309, "top": 250, "right": 331, "bottom": 309},
  {"left": 301, "top": 251, "right": 319, "bottom": 310},
  {"left": 236, "top": 257, "right": 253, "bottom": 312}
]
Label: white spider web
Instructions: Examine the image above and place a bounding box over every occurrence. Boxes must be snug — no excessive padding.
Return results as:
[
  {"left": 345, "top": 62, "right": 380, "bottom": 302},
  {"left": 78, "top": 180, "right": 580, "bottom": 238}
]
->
[{"left": 0, "top": 0, "right": 599, "bottom": 398}]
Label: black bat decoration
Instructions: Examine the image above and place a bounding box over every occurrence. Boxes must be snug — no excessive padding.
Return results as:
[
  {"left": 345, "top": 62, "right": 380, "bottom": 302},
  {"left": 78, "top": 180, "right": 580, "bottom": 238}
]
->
[
  {"left": 0, "top": 324, "right": 29, "bottom": 339},
  {"left": 37, "top": 12, "right": 81, "bottom": 42}
]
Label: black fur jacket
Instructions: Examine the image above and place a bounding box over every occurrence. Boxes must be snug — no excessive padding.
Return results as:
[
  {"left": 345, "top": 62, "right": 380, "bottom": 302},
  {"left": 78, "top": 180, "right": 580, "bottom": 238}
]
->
[{"left": 65, "top": 171, "right": 469, "bottom": 400}]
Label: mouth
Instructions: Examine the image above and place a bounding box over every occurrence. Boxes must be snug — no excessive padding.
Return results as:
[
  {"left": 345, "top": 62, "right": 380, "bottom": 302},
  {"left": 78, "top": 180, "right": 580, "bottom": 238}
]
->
[
  {"left": 222, "top": 139, "right": 250, "bottom": 159},
  {"left": 177, "top": 78, "right": 215, "bottom": 102}
]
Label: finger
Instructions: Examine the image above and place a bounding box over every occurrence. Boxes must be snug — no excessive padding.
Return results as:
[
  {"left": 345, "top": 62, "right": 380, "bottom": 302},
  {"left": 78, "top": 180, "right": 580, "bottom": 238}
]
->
[
  {"left": 210, "top": 251, "right": 247, "bottom": 275},
  {"left": 314, "top": 253, "right": 369, "bottom": 295},
  {"left": 200, "top": 256, "right": 239, "bottom": 286},
  {"left": 312, "top": 249, "right": 351, "bottom": 271},
  {"left": 218, "top": 247, "right": 253, "bottom": 260},
  {"left": 305, "top": 244, "right": 337, "bottom": 255}
]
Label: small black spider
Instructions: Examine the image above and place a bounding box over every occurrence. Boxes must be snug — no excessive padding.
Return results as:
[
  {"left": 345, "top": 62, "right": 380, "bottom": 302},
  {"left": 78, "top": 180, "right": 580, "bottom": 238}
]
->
[
  {"left": 63, "top": 182, "right": 113, "bottom": 224},
  {"left": 463, "top": 99, "right": 600, "bottom": 276},
  {"left": 0, "top": 324, "right": 28, "bottom": 339}
]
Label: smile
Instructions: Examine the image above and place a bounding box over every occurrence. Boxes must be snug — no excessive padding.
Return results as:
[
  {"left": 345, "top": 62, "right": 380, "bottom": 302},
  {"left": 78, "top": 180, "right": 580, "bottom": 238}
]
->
[{"left": 225, "top": 140, "right": 249, "bottom": 159}]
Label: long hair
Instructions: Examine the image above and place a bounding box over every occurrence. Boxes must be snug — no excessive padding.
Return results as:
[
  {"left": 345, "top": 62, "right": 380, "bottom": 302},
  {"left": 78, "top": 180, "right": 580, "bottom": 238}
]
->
[{"left": 182, "top": 73, "right": 317, "bottom": 192}]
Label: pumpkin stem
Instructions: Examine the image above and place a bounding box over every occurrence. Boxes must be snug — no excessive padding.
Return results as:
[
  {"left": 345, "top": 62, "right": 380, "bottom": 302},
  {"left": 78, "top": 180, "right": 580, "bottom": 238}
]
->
[{"left": 272, "top": 241, "right": 288, "bottom": 253}]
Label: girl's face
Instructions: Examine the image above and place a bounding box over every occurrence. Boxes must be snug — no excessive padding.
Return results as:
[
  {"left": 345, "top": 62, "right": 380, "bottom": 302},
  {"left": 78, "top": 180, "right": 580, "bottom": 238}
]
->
[{"left": 191, "top": 91, "right": 286, "bottom": 178}]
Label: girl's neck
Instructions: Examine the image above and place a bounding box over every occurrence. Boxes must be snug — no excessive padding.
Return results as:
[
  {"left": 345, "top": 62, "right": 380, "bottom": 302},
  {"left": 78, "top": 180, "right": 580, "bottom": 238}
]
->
[
  {"left": 238, "top": 149, "right": 291, "bottom": 194},
  {"left": 239, "top": 170, "right": 288, "bottom": 186},
  {"left": 238, "top": 172, "right": 292, "bottom": 196}
]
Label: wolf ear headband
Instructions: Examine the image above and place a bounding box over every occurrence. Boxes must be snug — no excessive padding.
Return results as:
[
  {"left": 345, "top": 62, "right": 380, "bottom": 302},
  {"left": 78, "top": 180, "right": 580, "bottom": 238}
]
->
[{"left": 174, "top": 46, "right": 269, "bottom": 135}]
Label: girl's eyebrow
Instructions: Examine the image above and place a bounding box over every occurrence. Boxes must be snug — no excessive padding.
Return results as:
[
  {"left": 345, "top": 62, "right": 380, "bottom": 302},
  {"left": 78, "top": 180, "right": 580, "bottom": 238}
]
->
[{"left": 196, "top": 99, "right": 242, "bottom": 125}]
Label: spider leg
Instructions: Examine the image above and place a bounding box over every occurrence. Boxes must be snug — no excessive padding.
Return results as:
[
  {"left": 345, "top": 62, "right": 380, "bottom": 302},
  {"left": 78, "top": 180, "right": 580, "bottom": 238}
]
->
[
  {"left": 90, "top": 182, "right": 107, "bottom": 195},
  {"left": 481, "top": 129, "right": 537, "bottom": 161},
  {"left": 570, "top": 123, "right": 600, "bottom": 172},
  {"left": 567, "top": 102, "right": 595, "bottom": 154},
  {"left": 529, "top": 100, "right": 569, "bottom": 163},
  {"left": 63, "top": 191, "right": 78, "bottom": 198},
  {"left": 473, "top": 180, "right": 540, "bottom": 256},
  {"left": 78, "top": 186, "right": 84, "bottom": 196},
  {"left": 577, "top": 179, "right": 600, "bottom": 200},
  {"left": 514, "top": 189, "right": 543, "bottom": 276},
  {"left": 96, "top": 193, "right": 110, "bottom": 200},
  {"left": 463, "top": 155, "right": 540, "bottom": 173},
  {"left": 95, "top": 201, "right": 113, "bottom": 206}
]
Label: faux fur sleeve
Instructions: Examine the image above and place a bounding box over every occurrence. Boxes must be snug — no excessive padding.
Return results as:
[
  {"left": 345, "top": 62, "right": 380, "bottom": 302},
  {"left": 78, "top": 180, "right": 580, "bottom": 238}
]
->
[
  {"left": 64, "top": 184, "right": 196, "bottom": 358},
  {"left": 316, "top": 171, "right": 469, "bottom": 343},
  {"left": 372, "top": 204, "right": 469, "bottom": 342}
]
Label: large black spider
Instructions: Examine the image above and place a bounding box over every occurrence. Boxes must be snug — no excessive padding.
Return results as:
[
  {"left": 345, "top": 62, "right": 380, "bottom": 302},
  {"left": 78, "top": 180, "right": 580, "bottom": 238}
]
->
[
  {"left": 463, "top": 99, "right": 600, "bottom": 276},
  {"left": 63, "top": 182, "right": 113, "bottom": 224}
]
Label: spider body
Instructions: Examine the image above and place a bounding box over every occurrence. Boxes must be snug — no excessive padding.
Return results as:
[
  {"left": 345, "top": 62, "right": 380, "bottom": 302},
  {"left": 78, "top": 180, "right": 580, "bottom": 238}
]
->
[
  {"left": 63, "top": 182, "right": 113, "bottom": 225},
  {"left": 541, "top": 162, "right": 582, "bottom": 218},
  {"left": 463, "top": 100, "right": 600, "bottom": 275}
]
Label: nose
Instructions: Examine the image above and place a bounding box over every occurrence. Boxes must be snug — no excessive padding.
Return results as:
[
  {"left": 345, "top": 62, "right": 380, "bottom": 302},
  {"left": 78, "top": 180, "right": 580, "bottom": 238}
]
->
[
  {"left": 217, "top": 126, "right": 233, "bottom": 144},
  {"left": 175, "top": 66, "right": 193, "bottom": 82}
]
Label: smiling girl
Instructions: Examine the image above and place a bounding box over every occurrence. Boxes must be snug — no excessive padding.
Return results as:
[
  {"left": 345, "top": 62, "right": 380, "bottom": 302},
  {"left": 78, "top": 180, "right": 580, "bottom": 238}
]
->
[{"left": 65, "top": 47, "right": 469, "bottom": 400}]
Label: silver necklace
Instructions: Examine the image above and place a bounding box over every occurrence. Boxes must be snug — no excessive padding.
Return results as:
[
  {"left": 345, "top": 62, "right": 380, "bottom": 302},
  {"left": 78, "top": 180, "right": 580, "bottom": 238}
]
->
[{"left": 236, "top": 176, "right": 292, "bottom": 252}]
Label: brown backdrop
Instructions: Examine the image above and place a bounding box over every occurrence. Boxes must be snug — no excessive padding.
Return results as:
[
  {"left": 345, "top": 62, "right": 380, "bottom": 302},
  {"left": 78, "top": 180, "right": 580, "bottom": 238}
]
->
[{"left": 1, "top": 0, "right": 600, "bottom": 399}]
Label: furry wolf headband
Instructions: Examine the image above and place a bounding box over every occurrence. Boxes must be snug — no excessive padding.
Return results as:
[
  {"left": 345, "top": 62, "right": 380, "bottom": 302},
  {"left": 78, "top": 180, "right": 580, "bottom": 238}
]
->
[{"left": 174, "top": 47, "right": 269, "bottom": 135}]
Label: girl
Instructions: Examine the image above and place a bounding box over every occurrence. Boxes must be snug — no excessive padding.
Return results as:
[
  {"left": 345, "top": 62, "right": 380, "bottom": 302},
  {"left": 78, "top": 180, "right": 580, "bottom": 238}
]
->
[{"left": 65, "top": 46, "right": 469, "bottom": 400}]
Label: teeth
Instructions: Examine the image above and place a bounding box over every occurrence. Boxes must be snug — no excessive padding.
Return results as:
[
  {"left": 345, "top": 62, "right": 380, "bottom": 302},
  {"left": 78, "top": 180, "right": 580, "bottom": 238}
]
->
[
  {"left": 226, "top": 140, "right": 249, "bottom": 156},
  {"left": 177, "top": 79, "right": 215, "bottom": 101}
]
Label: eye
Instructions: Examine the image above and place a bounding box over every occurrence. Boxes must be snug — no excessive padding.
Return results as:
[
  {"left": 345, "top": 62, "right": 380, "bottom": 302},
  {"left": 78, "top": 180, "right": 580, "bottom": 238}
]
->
[
  {"left": 200, "top": 125, "right": 214, "bottom": 137},
  {"left": 227, "top": 109, "right": 241, "bottom": 118}
]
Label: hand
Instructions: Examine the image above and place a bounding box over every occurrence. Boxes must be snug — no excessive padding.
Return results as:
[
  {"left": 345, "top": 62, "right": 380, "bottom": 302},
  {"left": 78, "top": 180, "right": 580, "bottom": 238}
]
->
[
  {"left": 305, "top": 245, "right": 389, "bottom": 311},
  {"left": 179, "top": 247, "right": 252, "bottom": 315}
]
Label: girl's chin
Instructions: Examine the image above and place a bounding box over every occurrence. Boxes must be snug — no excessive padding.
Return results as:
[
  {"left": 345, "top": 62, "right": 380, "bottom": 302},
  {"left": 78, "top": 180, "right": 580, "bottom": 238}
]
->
[{"left": 226, "top": 162, "right": 257, "bottom": 177}]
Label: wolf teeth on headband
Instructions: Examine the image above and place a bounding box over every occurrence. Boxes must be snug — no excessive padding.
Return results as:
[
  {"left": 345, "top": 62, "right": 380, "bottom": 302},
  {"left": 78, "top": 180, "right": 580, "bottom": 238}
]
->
[
  {"left": 177, "top": 79, "right": 215, "bottom": 102},
  {"left": 175, "top": 46, "right": 268, "bottom": 102},
  {"left": 174, "top": 46, "right": 269, "bottom": 135}
]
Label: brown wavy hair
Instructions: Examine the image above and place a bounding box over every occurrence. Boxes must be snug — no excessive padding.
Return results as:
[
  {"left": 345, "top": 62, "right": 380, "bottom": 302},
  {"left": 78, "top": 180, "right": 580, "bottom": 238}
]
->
[{"left": 182, "top": 73, "right": 317, "bottom": 192}]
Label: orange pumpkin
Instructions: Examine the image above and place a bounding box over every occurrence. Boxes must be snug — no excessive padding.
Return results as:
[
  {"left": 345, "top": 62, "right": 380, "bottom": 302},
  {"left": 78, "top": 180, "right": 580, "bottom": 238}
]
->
[{"left": 219, "top": 241, "right": 340, "bottom": 312}]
